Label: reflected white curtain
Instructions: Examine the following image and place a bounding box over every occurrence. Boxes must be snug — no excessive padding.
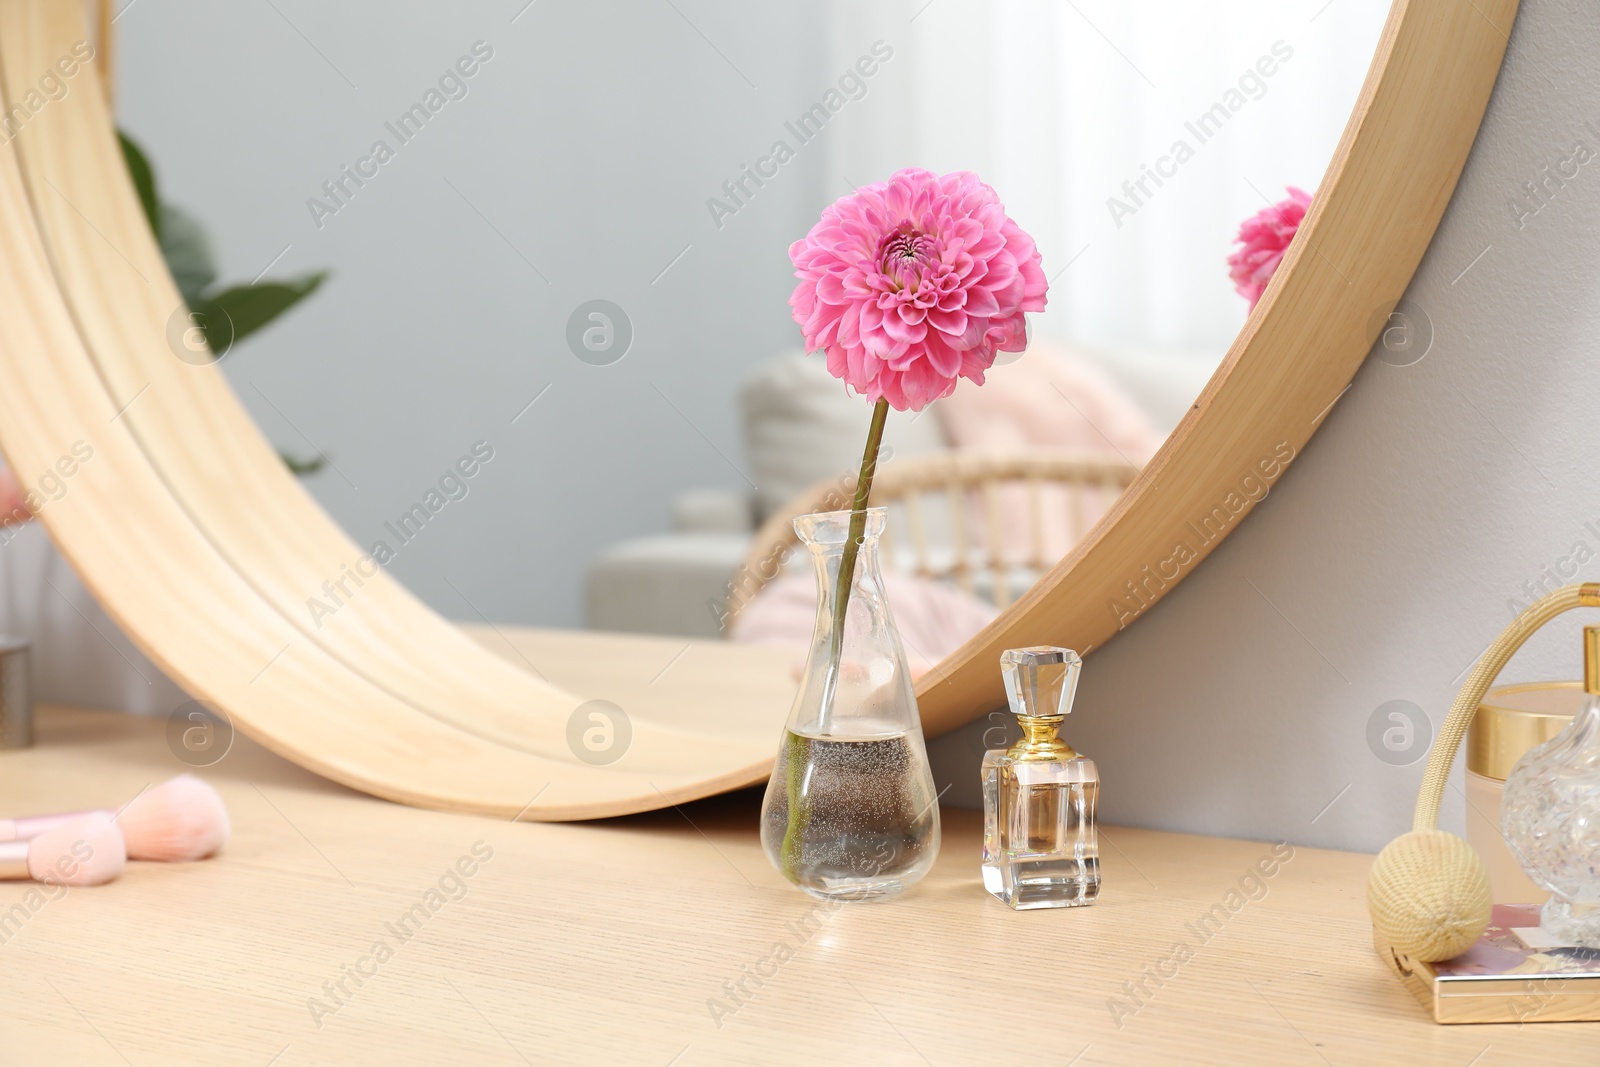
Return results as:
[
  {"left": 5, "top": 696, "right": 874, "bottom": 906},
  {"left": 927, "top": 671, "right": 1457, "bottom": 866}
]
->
[{"left": 822, "top": 0, "right": 1390, "bottom": 358}]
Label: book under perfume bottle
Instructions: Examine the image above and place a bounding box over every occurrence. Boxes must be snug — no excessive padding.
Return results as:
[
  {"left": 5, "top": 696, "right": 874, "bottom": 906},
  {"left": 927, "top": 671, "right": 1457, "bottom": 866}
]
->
[{"left": 982, "top": 647, "right": 1100, "bottom": 910}]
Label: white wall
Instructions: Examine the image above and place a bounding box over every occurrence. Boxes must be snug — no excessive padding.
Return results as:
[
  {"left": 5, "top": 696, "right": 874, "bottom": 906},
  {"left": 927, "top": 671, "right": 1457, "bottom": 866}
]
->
[
  {"left": 935, "top": 0, "right": 1600, "bottom": 853},
  {"left": 116, "top": 0, "right": 830, "bottom": 628}
]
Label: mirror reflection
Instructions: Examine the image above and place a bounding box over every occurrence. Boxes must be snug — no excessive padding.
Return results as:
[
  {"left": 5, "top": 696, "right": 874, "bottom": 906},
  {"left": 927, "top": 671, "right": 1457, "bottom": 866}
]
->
[{"left": 100, "top": 0, "right": 1388, "bottom": 673}]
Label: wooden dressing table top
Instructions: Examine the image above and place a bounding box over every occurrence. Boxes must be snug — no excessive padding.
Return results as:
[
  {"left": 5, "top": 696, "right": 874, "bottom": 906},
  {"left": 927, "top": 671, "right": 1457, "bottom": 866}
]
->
[{"left": 0, "top": 702, "right": 1588, "bottom": 1065}]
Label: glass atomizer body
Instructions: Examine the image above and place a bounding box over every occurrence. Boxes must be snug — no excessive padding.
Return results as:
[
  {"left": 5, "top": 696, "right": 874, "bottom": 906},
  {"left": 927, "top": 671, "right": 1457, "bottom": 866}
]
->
[
  {"left": 1503, "top": 626, "right": 1600, "bottom": 946},
  {"left": 982, "top": 647, "right": 1100, "bottom": 910}
]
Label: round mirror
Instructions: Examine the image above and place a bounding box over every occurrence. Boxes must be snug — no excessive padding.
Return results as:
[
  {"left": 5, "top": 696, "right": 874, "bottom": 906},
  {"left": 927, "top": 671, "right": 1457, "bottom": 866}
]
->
[{"left": 0, "top": 0, "right": 1513, "bottom": 814}]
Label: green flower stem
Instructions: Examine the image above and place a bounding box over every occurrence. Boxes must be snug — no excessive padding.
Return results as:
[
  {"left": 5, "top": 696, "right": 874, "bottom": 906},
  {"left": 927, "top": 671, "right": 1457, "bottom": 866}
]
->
[
  {"left": 826, "top": 398, "right": 891, "bottom": 723},
  {"left": 781, "top": 729, "right": 811, "bottom": 881},
  {"left": 782, "top": 398, "right": 889, "bottom": 884}
]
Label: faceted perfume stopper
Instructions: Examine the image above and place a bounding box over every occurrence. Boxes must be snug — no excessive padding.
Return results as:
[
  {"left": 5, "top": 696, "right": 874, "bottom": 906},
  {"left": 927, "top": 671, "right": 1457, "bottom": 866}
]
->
[{"left": 1001, "top": 646, "right": 1082, "bottom": 720}]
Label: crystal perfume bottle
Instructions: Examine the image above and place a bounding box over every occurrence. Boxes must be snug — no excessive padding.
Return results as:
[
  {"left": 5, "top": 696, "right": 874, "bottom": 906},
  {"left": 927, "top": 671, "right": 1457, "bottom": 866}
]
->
[
  {"left": 982, "top": 647, "right": 1099, "bottom": 910},
  {"left": 1502, "top": 626, "right": 1600, "bottom": 946}
]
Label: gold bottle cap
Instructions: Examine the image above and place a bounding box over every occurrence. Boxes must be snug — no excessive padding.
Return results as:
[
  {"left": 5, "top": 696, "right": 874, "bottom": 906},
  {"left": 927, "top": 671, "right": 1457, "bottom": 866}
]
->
[{"left": 1467, "top": 627, "right": 1599, "bottom": 781}]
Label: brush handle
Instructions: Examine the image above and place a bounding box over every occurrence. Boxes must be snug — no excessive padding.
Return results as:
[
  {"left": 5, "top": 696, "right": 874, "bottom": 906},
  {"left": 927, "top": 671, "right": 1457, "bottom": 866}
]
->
[
  {"left": 0, "top": 840, "right": 30, "bottom": 879},
  {"left": 0, "top": 808, "right": 114, "bottom": 842}
]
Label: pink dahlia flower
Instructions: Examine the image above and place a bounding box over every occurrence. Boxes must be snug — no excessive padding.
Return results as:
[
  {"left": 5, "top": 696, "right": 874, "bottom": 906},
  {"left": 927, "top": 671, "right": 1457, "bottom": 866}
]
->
[
  {"left": 1228, "top": 186, "right": 1312, "bottom": 309},
  {"left": 788, "top": 168, "right": 1047, "bottom": 412}
]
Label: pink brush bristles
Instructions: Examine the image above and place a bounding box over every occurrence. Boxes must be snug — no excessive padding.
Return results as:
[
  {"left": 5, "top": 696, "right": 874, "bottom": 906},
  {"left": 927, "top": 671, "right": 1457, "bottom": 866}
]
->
[
  {"left": 114, "top": 775, "right": 230, "bottom": 862},
  {"left": 0, "top": 774, "right": 230, "bottom": 863},
  {"left": 26, "top": 813, "right": 125, "bottom": 886}
]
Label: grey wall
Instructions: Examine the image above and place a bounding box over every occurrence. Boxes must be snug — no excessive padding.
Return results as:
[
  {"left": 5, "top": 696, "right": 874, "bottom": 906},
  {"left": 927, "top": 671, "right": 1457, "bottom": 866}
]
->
[
  {"left": 117, "top": 1, "right": 831, "bottom": 627},
  {"left": 937, "top": 0, "right": 1600, "bottom": 853}
]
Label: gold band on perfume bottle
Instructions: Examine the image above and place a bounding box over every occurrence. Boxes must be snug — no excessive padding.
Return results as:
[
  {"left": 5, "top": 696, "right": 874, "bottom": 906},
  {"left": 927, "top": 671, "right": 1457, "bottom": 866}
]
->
[
  {"left": 1585, "top": 626, "right": 1600, "bottom": 695},
  {"left": 1008, "top": 716, "right": 1078, "bottom": 761}
]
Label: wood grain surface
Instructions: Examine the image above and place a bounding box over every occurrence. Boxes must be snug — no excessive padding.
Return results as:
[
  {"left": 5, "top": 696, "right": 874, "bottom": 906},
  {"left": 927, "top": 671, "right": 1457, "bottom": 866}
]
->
[{"left": 0, "top": 704, "right": 1588, "bottom": 1066}]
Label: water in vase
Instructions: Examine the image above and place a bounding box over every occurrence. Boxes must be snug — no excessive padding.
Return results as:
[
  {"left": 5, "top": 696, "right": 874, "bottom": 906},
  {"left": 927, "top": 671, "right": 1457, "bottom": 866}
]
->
[{"left": 762, "top": 724, "right": 939, "bottom": 901}]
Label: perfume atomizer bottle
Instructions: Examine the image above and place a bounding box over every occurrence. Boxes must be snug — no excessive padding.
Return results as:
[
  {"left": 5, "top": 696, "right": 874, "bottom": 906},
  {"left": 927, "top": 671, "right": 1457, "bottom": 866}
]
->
[
  {"left": 981, "top": 647, "right": 1099, "bottom": 910},
  {"left": 1501, "top": 625, "right": 1600, "bottom": 947}
]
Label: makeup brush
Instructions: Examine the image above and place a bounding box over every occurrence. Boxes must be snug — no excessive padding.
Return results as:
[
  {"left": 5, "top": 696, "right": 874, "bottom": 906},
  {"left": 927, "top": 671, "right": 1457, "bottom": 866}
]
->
[
  {"left": 0, "top": 812, "right": 125, "bottom": 886},
  {"left": 0, "top": 775, "right": 229, "bottom": 862}
]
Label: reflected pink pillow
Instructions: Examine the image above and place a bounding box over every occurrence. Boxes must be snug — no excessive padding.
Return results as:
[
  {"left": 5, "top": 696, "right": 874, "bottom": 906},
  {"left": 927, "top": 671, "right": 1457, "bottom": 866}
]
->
[
  {"left": 936, "top": 342, "right": 1161, "bottom": 460},
  {"left": 730, "top": 571, "right": 998, "bottom": 680},
  {"left": 934, "top": 343, "right": 1162, "bottom": 560}
]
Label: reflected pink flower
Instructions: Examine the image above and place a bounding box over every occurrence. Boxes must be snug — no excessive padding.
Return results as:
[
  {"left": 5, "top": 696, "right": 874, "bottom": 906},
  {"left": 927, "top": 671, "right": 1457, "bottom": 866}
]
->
[
  {"left": 0, "top": 466, "right": 28, "bottom": 526},
  {"left": 788, "top": 168, "right": 1047, "bottom": 412},
  {"left": 1228, "top": 186, "right": 1312, "bottom": 309}
]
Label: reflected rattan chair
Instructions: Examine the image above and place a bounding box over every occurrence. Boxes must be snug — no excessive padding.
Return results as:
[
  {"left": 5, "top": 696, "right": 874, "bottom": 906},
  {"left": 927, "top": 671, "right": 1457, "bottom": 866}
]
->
[{"left": 723, "top": 450, "right": 1142, "bottom": 628}]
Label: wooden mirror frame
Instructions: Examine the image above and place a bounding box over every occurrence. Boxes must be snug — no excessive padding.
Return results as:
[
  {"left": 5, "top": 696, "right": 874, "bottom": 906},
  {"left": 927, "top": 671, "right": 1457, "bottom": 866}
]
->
[{"left": 0, "top": 0, "right": 1517, "bottom": 817}]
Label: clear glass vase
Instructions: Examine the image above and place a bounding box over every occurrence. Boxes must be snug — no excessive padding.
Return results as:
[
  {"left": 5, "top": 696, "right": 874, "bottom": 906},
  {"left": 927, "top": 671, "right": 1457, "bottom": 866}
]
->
[
  {"left": 759, "top": 507, "right": 940, "bottom": 902},
  {"left": 1502, "top": 691, "right": 1600, "bottom": 946}
]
